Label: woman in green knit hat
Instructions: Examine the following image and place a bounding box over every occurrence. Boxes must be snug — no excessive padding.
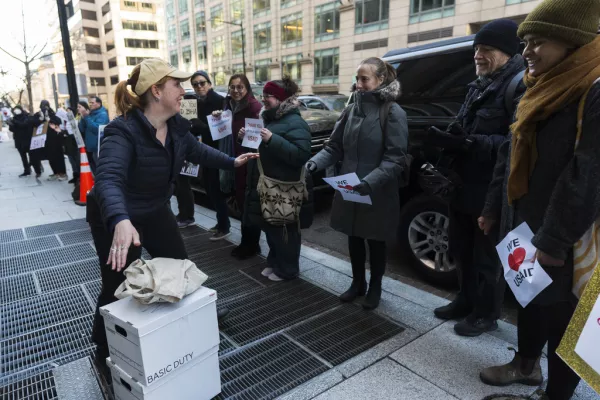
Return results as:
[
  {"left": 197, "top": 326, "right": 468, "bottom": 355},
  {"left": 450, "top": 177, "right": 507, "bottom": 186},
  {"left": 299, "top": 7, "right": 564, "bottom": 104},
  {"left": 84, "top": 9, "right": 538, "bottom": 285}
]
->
[{"left": 477, "top": 0, "right": 600, "bottom": 399}]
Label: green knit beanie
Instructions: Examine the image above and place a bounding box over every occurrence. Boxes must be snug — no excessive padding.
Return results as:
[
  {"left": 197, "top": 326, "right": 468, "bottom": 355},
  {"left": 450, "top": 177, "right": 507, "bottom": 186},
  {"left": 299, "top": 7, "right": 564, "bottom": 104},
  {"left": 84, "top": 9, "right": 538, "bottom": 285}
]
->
[{"left": 517, "top": 0, "right": 600, "bottom": 47}]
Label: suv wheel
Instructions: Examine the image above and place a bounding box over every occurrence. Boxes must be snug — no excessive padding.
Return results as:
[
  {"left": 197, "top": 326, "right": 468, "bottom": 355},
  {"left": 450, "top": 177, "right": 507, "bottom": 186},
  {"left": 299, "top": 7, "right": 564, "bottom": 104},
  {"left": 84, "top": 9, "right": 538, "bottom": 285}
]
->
[{"left": 398, "top": 195, "right": 457, "bottom": 286}]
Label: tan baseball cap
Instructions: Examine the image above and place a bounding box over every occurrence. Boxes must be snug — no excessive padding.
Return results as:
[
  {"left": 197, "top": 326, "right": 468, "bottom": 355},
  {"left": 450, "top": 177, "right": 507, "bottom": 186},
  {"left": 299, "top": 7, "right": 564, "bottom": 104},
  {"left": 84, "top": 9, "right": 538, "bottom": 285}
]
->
[{"left": 132, "top": 58, "right": 192, "bottom": 96}]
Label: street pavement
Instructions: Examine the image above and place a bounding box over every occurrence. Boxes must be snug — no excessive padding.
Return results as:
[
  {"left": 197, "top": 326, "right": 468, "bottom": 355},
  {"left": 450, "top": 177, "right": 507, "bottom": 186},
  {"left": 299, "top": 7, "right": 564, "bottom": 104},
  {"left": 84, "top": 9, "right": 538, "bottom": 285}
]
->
[{"left": 0, "top": 127, "right": 597, "bottom": 400}]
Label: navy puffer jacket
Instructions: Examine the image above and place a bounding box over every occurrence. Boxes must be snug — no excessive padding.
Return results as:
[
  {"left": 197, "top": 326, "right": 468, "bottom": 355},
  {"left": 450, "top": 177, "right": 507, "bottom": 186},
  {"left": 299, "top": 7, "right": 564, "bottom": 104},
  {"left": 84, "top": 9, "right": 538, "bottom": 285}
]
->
[{"left": 90, "top": 108, "right": 235, "bottom": 232}]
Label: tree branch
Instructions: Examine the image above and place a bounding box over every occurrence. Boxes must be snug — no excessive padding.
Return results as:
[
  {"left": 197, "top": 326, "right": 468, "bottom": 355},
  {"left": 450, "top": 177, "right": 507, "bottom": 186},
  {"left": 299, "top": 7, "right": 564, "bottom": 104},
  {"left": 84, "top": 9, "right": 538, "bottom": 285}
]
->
[
  {"left": 29, "top": 43, "right": 48, "bottom": 62},
  {"left": 0, "top": 46, "right": 25, "bottom": 64}
]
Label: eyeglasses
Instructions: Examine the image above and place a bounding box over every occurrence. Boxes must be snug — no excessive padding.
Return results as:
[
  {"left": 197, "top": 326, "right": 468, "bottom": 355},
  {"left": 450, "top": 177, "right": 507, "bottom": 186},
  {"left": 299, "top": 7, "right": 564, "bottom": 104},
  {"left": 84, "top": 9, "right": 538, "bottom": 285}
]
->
[
  {"left": 192, "top": 81, "right": 208, "bottom": 88},
  {"left": 229, "top": 85, "right": 246, "bottom": 92},
  {"left": 262, "top": 94, "right": 275, "bottom": 99}
]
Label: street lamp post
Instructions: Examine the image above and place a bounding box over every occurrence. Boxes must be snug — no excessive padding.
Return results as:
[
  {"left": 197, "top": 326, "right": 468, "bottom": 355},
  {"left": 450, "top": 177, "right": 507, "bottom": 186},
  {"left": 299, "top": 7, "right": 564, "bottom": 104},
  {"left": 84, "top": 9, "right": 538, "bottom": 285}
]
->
[{"left": 211, "top": 19, "right": 246, "bottom": 72}]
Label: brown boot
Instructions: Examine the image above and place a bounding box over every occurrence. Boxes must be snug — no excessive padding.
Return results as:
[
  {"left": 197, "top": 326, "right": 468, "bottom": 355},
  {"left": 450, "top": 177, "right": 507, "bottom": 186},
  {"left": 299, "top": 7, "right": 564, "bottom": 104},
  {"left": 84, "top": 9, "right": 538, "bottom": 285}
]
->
[{"left": 480, "top": 348, "right": 543, "bottom": 387}]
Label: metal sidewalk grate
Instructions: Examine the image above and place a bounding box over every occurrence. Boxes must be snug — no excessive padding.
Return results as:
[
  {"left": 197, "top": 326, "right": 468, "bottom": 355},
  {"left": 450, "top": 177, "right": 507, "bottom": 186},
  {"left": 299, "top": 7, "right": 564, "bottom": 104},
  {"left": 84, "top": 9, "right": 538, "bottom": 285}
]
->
[
  {"left": 0, "top": 315, "right": 94, "bottom": 375},
  {"left": 0, "top": 370, "right": 57, "bottom": 400},
  {"left": 1, "top": 287, "right": 93, "bottom": 340},
  {"left": 0, "top": 274, "right": 37, "bottom": 304},
  {"left": 219, "top": 333, "right": 237, "bottom": 356},
  {"left": 0, "top": 236, "right": 61, "bottom": 260},
  {"left": 58, "top": 230, "right": 93, "bottom": 246},
  {"left": 53, "top": 357, "right": 104, "bottom": 399},
  {"left": 179, "top": 224, "right": 208, "bottom": 238},
  {"left": 24, "top": 219, "right": 89, "bottom": 238},
  {"left": 189, "top": 247, "right": 264, "bottom": 276},
  {"left": 0, "top": 228, "right": 25, "bottom": 244},
  {"left": 0, "top": 243, "right": 97, "bottom": 278},
  {"left": 36, "top": 259, "right": 100, "bottom": 293},
  {"left": 205, "top": 270, "right": 263, "bottom": 304},
  {"left": 84, "top": 281, "right": 101, "bottom": 304},
  {"left": 220, "top": 279, "right": 339, "bottom": 345},
  {"left": 217, "top": 334, "right": 329, "bottom": 400},
  {"left": 183, "top": 234, "right": 233, "bottom": 257},
  {"left": 287, "top": 304, "right": 404, "bottom": 366}
]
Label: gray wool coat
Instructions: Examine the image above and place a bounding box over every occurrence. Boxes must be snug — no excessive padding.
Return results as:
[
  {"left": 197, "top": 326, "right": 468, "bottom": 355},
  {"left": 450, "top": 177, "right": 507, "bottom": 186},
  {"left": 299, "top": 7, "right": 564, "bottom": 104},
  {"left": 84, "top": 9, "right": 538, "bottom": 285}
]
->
[{"left": 310, "top": 81, "right": 408, "bottom": 241}]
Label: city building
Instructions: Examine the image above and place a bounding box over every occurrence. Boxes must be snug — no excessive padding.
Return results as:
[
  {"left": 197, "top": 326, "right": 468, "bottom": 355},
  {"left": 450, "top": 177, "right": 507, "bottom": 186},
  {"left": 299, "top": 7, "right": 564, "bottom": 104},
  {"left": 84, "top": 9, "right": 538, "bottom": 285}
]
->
[
  {"left": 164, "top": 0, "right": 542, "bottom": 95},
  {"left": 31, "top": 0, "right": 167, "bottom": 116}
]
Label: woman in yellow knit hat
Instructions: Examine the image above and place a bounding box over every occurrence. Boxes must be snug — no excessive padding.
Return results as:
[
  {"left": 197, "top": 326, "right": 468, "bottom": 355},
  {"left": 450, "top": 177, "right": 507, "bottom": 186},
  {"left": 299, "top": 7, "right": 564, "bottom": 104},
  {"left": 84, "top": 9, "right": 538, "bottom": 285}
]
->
[{"left": 477, "top": 0, "right": 600, "bottom": 398}]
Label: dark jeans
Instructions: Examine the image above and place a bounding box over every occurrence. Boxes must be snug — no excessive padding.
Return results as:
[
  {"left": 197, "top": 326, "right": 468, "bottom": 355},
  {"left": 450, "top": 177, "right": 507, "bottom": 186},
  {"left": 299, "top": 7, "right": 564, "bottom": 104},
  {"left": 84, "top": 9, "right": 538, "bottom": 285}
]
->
[
  {"left": 518, "top": 301, "right": 580, "bottom": 400},
  {"left": 18, "top": 148, "right": 42, "bottom": 174},
  {"left": 175, "top": 174, "right": 195, "bottom": 221},
  {"left": 449, "top": 209, "right": 504, "bottom": 320},
  {"left": 46, "top": 138, "right": 66, "bottom": 175},
  {"left": 204, "top": 167, "right": 230, "bottom": 232},
  {"left": 264, "top": 222, "right": 301, "bottom": 279},
  {"left": 348, "top": 236, "right": 387, "bottom": 281},
  {"left": 87, "top": 198, "right": 188, "bottom": 361}
]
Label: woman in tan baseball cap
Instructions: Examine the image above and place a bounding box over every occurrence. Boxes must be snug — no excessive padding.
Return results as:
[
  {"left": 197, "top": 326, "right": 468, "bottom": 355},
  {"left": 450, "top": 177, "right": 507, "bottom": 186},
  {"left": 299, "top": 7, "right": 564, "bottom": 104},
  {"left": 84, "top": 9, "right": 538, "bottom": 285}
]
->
[{"left": 86, "top": 58, "right": 258, "bottom": 381}]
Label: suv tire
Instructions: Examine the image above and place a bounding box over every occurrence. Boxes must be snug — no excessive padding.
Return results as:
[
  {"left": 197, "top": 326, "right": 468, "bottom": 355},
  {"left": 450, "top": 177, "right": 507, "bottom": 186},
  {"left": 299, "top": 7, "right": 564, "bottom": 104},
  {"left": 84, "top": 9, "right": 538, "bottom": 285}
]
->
[{"left": 398, "top": 195, "right": 457, "bottom": 287}]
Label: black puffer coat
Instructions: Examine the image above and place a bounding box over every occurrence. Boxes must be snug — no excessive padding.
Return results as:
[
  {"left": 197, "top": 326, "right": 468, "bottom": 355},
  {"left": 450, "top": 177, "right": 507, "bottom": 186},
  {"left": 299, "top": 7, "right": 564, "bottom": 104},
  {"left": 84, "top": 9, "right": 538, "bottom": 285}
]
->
[
  {"left": 8, "top": 110, "right": 33, "bottom": 152},
  {"left": 89, "top": 108, "right": 235, "bottom": 232}
]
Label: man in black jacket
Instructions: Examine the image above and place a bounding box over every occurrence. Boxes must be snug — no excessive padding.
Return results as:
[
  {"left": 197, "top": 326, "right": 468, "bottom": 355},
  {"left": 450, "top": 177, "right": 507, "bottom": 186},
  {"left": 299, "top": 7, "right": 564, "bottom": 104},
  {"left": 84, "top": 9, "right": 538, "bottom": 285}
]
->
[
  {"left": 432, "top": 20, "right": 526, "bottom": 336},
  {"left": 175, "top": 71, "right": 231, "bottom": 241}
]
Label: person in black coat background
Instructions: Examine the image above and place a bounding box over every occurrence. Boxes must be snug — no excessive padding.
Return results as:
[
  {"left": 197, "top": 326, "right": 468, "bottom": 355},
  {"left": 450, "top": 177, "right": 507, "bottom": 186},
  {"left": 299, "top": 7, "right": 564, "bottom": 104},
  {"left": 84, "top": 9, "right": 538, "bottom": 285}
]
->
[
  {"left": 86, "top": 59, "right": 257, "bottom": 375},
  {"left": 7, "top": 105, "right": 42, "bottom": 177},
  {"left": 45, "top": 115, "right": 67, "bottom": 181}
]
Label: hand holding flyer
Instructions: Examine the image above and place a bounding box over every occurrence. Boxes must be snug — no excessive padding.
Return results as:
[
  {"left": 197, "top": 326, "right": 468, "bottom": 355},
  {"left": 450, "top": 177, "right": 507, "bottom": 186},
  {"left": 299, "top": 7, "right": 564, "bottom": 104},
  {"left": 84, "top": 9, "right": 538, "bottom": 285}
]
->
[
  {"left": 323, "top": 173, "right": 372, "bottom": 205},
  {"left": 207, "top": 110, "right": 232, "bottom": 141},
  {"left": 242, "top": 118, "right": 264, "bottom": 149}
]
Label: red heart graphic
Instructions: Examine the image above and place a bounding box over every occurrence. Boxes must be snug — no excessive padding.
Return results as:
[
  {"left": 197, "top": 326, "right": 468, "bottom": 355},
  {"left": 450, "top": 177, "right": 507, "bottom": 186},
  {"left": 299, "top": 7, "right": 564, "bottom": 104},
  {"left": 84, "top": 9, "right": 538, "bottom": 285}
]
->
[
  {"left": 338, "top": 185, "right": 354, "bottom": 191},
  {"left": 508, "top": 247, "right": 526, "bottom": 271}
]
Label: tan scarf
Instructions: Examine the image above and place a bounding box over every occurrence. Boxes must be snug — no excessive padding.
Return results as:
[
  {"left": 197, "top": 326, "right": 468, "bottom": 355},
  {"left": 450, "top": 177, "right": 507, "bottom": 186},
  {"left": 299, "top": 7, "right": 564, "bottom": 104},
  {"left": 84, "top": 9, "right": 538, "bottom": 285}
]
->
[{"left": 507, "top": 37, "right": 600, "bottom": 204}]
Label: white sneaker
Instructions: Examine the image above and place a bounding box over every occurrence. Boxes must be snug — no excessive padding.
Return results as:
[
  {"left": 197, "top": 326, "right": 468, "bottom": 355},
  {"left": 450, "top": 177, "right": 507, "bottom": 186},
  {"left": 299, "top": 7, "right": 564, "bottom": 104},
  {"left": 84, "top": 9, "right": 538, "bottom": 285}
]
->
[
  {"left": 47, "top": 174, "right": 58, "bottom": 181},
  {"left": 268, "top": 272, "right": 284, "bottom": 282},
  {"left": 261, "top": 267, "right": 273, "bottom": 277}
]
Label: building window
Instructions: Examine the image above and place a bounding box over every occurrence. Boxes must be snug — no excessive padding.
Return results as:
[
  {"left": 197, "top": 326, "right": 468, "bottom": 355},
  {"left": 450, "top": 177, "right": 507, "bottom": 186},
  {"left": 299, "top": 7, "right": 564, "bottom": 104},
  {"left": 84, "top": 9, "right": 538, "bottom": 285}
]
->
[
  {"left": 182, "top": 46, "right": 192, "bottom": 69},
  {"left": 281, "top": 0, "right": 297, "bottom": 9},
  {"left": 211, "top": 5, "right": 224, "bottom": 29},
  {"left": 214, "top": 67, "right": 226, "bottom": 85},
  {"left": 85, "top": 44, "right": 102, "bottom": 54},
  {"left": 505, "top": 0, "right": 534, "bottom": 3},
  {"left": 409, "top": 0, "right": 455, "bottom": 24},
  {"left": 123, "top": 1, "right": 136, "bottom": 8},
  {"left": 166, "top": 0, "right": 174, "bottom": 20},
  {"left": 168, "top": 25, "right": 177, "bottom": 46},
  {"left": 180, "top": 19, "right": 190, "bottom": 41},
  {"left": 315, "top": 2, "right": 340, "bottom": 42},
  {"left": 255, "top": 59, "right": 270, "bottom": 82},
  {"left": 230, "top": 0, "right": 244, "bottom": 22},
  {"left": 231, "top": 30, "right": 243, "bottom": 58},
  {"left": 212, "top": 36, "right": 226, "bottom": 61},
  {"left": 124, "top": 38, "right": 159, "bottom": 48},
  {"left": 196, "top": 12, "right": 206, "bottom": 35},
  {"left": 314, "top": 48, "right": 339, "bottom": 84},
  {"left": 122, "top": 1, "right": 154, "bottom": 12},
  {"left": 83, "top": 27, "right": 100, "bottom": 38},
  {"left": 253, "top": 0, "right": 270, "bottom": 17},
  {"left": 194, "top": 0, "right": 203, "bottom": 8},
  {"left": 281, "top": 12, "right": 302, "bottom": 48},
  {"left": 282, "top": 53, "right": 301, "bottom": 83},
  {"left": 102, "top": 2, "right": 110, "bottom": 16},
  {"left": 355, "top": 0, "right": 389, "bottom": 33},
  {"left": 126, "top": 56, "right": 149, "bottom": 66},
  {"left": 197, "top": 41, "right": 207, "bottom": 63},
  {"left": 104, "top": 21, "right": 113, "bottom": 34},
  {"left": 178, "top": 0, "right": 188, "bottom": 14},
  {"left": 141, "top": 2, "right": 153, "bottom": 10},
  {"left": 90, "top": 77, "right": 106, "bottom": 87},
  {"left": 170, "top": 50, "right": 179, "bottom": 67},
  {"left": 108, "top": 57, "right": 117, "bottom": 68},
  {"left": 81, "top": 10, "right": 97, "bottom": 20},
  {"left": 106, "top": 42, "right": 115, "bottom": 51},
  {"left": 88, "top": 61, "right": 104, "bottom": 70},
  {"left": 110, "top": 75, "right": 119, "bottom": 85},
  {"left": 122, "top": 20, "right": 158, "bottom": 31},
  {"left": 232, "top": 63, "right": 244, "bottom": 74},
  {"left": 254, "top": 22, "right": 271, "bottom": 54},
  {"left": 81, "top": 0, "right": 95, "bottom": 3}
]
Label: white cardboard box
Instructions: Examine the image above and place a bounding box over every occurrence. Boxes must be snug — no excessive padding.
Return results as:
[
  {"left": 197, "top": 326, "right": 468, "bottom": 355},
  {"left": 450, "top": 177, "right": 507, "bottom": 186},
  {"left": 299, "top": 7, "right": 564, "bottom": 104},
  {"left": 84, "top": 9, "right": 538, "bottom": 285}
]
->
[
  {"left": 108, "top": 346, "right": 221, "bottom": 400},
  {"left": 100, "top": 287, "right": 219, "bottom": 387}
]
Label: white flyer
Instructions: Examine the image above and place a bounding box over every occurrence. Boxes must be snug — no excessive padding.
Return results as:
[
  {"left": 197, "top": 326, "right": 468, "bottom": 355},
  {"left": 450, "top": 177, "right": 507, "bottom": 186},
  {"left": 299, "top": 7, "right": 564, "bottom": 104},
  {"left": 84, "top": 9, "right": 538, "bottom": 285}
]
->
[
  {"left": 322, "top": 173, "right": 372, "bottom": 205},
  {"left": 180, "top": 161, "right": 200, "bottom": 177},
  {"left": 242, "top": 118, "right": 263, "bottom": 149},
  {"left": 179, "top": 99, "right": 198, "bottom": 120},
  {"left": 35, "top": 124, "right": 45, "bottom": 136},
  {"left": 496, "top": 222, "right": 553, "bottom": 308},
  {"left": 207, "top": 110, "right": 232, "bottom": 141},
  {"left": 575, "top": 293, "right": 600, "bottom": 374},
  {"left": 30, "top": 134, "right": 47, "bottom": 150}
]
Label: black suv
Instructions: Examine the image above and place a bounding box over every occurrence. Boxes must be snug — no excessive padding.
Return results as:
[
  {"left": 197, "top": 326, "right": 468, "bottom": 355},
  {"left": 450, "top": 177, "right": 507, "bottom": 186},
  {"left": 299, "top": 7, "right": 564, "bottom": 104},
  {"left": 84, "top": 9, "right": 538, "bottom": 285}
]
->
[{"left": 382, "top": 35, "right": 478, "bottom": 285}]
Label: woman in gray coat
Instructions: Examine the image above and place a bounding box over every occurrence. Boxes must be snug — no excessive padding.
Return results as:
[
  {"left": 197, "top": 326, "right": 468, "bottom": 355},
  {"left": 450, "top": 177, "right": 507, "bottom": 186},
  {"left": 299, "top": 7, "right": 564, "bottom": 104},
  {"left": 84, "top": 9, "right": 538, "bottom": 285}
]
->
[{"left": 307, "top": 57, "right": 408, "bottom": 310}]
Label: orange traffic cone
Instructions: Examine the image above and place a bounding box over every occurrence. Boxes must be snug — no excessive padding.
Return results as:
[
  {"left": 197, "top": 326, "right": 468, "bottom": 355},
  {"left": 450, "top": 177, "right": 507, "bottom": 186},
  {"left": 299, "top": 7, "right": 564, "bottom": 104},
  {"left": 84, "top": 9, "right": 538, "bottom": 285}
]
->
[{"left": 74, "top": 147, "right": 95, "bottom": 206}]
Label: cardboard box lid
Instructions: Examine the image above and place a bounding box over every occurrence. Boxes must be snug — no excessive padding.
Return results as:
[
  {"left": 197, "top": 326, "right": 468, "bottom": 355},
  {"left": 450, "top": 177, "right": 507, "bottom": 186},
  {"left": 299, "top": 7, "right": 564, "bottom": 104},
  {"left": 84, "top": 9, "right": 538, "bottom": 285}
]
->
[{"left": 100, "top": 287, "right": 216, "bottom": 337}]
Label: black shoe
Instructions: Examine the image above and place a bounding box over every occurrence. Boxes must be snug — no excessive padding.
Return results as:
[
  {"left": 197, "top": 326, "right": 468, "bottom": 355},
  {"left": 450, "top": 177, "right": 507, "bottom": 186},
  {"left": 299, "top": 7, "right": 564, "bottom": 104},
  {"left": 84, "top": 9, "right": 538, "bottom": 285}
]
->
[
  {"left": 19, "top": 171, "right": 30, "bottom": 177},
  {"left": 217, "top": 307, "right": 230, "bottom": 322},
  {"left": 92, "top": 353, "right": 113, "bottom": 396},
  {"left": 362, "top": 282, "right": 382, "bottom": 310},
  {"left": 434, "top": 296, "right": 471, "bottom": 320},
  {"left": 454, "top": 315, "right": 498, "bottom": 337},
  {"left": 231, "top": 244, "right": 260, "bottom": 260},
  {"left": 339, "top": 279, "right": 367, "bottom": 302}
]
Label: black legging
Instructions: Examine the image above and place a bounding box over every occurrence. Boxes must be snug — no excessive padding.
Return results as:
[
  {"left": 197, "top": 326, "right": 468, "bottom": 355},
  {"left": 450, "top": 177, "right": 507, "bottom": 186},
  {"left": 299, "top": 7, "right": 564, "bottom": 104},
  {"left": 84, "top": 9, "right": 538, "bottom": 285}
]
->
[
  {"left": 348, "top": 236, "right": 386, "bottom": 280},
  {"left": 87, "top": 197, "right": 188, "bottom": 361}
]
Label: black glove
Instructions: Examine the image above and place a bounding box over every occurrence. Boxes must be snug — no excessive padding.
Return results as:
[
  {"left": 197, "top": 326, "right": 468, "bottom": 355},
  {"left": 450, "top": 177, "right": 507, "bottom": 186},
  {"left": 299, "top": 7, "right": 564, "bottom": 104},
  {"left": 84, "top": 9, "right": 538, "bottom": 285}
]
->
[
  {"left": 426, "top": 126, "right": 472, "bottom": 152},
  {"left": 352, "top": 181, "right": 372, "bottom": 196},
  {"left": 447, "top": 121, "right": 467, "bottom": 136},
  {"left": 305, "top": 161, "right": 317, "bottom": 174}
]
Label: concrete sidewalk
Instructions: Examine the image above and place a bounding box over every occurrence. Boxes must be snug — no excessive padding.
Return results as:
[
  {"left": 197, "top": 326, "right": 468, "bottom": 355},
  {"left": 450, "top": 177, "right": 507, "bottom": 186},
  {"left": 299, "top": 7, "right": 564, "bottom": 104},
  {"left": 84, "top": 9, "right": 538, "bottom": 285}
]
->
[{"left": 0, "top": 128, "right": 597, "bottom": 400}]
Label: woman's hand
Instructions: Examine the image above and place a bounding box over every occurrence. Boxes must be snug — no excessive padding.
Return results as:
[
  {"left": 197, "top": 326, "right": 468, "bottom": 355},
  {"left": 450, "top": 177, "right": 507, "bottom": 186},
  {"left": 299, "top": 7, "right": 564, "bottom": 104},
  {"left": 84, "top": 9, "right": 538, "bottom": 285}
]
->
[
  {"left": 260, "top": 128, "right": 273, "bottom": 143},
  {"left": 234, "top": 152, "right": 260, "bottom": 167},
  {"left": 477, "top": 216, "right": 496, "bottom": 236},
  {"left": 238, "top": 127, "right": 245, "bottom": 140},
  {"left": 108, "top": 219, "right": 141, "bottom": 272},
  {"left": 531, "top": 249, "right": 565, "bottom": 267},
  {"left": 211, "top": 110, "right": 223, "bottom": 118}
]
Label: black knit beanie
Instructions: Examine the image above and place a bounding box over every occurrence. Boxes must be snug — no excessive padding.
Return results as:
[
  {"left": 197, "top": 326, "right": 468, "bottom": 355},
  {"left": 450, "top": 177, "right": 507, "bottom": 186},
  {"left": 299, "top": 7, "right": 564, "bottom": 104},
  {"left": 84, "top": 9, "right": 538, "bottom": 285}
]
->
[
  {"left": 190, "top": 70, "right": 211, "bottom": 85},
  {"left": 474, "top": 19, "right": 520, "bottom": 57}
]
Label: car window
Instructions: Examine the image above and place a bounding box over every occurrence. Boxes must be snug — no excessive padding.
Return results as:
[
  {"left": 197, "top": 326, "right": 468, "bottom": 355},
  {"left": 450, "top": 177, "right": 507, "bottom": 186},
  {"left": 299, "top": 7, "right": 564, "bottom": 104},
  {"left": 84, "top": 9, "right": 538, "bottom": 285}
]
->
[
  {"left": 304, "top": 99, "right": 328, "bottom": 110},
  {"left": 321, "top": 97, "right": 348, "bottom": 112}
]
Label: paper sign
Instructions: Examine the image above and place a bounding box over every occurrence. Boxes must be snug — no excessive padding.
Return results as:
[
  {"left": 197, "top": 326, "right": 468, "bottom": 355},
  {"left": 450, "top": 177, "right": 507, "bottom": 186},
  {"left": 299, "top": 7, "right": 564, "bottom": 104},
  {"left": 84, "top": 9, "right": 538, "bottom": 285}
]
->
[
  {"left": 34, "top": 123, "right": 46, "bottom": 136},
  {"left": 242, "top": 118, "right": 264, "bottom": 149},
  {"left": 30, "top": 134, "right": 47, "bottom": 150},
  {"left": 575, "top": 293, "right": 600, "bottom": 374},
  {"left": 67, "top": 110, "right": 85, "bottom": 148},
  {"left": 496, "top": 222, "right": 553, "bottom": 308},
  {"left": 180, "top": 161, "right": 200, "bottom": 177},
  {"left": 207, "top": 110, "right": 232, "bottom": 141},
  {"left": 180, "top": 99, "right": 197, "bottom": 120},
  {"left": 323, "top": 173, "right": 372, "bottom": 205}
]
